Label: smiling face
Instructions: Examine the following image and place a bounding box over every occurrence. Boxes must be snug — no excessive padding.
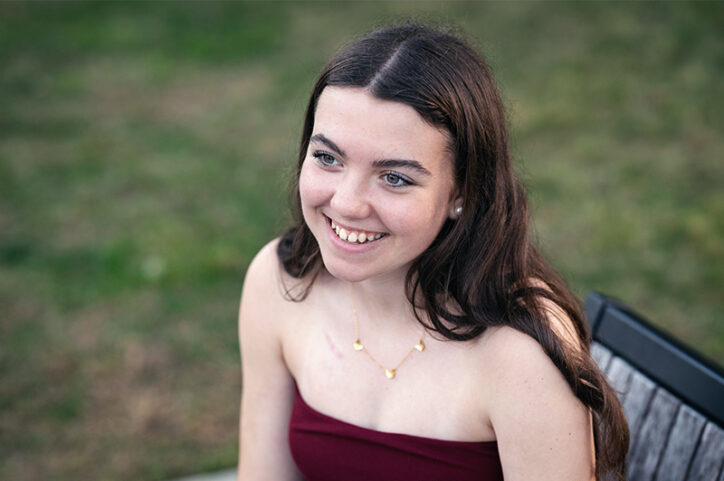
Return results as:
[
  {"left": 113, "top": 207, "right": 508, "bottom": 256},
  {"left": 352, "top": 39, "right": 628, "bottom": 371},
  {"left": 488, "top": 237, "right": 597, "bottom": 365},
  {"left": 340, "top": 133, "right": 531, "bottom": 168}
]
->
[{"left": 299, "top": 86, "right": 460, "bottom": 283}]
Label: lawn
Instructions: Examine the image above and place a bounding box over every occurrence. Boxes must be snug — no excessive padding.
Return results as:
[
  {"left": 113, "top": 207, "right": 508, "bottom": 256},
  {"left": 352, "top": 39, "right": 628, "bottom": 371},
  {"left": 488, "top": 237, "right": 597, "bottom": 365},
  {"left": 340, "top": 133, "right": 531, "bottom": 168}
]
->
[{"left": 1, "top": 2, "right": 722, "bottom": 480}]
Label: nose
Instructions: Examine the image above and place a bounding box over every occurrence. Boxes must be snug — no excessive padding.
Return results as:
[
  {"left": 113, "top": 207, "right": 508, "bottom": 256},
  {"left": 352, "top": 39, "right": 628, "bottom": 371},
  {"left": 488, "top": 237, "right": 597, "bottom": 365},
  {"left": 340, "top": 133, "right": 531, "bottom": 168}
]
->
[{"left": 329, "top": 173, "right": 371, "bottom": 220}]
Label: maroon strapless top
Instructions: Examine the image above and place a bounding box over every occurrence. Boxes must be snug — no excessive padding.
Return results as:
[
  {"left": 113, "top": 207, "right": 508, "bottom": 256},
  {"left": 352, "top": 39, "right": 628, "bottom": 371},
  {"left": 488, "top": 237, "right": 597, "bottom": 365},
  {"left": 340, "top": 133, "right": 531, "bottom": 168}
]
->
[{"left": 289, "top": 384, "right": 504, "bottom": 481}]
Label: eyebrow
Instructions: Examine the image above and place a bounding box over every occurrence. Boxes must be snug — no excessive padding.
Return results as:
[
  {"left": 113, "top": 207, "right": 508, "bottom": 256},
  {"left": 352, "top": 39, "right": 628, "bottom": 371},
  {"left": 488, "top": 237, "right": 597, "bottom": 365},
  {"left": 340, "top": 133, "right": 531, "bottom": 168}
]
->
[
  {"left": 371, "top": 158, "right": 431, "bottom": 176},
  {"left": 310, "top": 133, "right": 432, "bottom": 177},
  {"left": 310, "top": 133, "right": 346, "bottom": 157}
]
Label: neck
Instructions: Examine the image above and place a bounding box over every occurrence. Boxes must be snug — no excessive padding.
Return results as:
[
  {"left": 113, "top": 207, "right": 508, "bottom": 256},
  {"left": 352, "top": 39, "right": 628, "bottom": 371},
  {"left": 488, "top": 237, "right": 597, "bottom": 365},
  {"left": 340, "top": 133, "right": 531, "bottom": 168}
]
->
[{"left": 346, "top": 269, "right": 424, "bottom": 332}]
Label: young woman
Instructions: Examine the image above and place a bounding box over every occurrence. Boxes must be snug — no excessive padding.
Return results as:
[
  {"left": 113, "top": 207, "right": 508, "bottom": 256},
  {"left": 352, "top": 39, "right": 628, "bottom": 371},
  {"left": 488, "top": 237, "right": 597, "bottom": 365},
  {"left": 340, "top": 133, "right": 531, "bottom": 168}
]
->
[{"left": 238, "top": 24, "right": 629, "bottom": 481}]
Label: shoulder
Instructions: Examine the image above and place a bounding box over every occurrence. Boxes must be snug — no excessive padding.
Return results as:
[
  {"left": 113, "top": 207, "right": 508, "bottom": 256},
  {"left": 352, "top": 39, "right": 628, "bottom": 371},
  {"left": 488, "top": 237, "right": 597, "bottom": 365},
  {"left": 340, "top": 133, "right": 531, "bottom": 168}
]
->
[
  {"left": 240, "top": 237, "right": 305, "bottom": 306},
  {"left": 238, "top": 238, "right": 288, "bottom": 341},
  {"left": 242, "top": 237, "right": 282, "bottom": 292},
  {"left": 480, "top": 325, "right": 594, "bottom": 479},
  {"left": 472, "top": 325, "right": 577, "bottom": 424},
  {"left": 481, "top": 325, "right": 562, "bottom": 391},
  {"left": 239, "top": 237, "right": 318, "bottom": 344},
  {"left": 237, "top": 238, "right": 306, "bottom": 479},
  {"left": 480, "top": 293, "right": 584, "bottom": 419}
]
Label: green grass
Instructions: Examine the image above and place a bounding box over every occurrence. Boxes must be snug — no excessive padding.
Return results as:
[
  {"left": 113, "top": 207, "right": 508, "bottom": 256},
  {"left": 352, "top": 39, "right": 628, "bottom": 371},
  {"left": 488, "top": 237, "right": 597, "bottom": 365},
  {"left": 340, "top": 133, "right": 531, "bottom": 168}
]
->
[{"left": 1, "top": 2, "right": 722, "bottom": 480}]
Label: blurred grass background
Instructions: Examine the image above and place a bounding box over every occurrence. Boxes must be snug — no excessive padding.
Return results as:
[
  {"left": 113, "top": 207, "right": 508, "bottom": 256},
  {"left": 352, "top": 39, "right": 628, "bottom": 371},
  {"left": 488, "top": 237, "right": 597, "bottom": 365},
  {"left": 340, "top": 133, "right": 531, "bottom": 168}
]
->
[{"left": 0, "top": 2, "right": 722, "bottom": 480}]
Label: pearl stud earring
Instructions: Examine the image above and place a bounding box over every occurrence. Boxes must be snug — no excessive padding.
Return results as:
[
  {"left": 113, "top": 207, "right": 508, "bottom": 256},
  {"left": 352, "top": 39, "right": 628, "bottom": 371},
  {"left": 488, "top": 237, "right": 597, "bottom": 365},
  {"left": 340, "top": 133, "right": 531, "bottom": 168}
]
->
[{"left": 454, "top": 206, "right": 463, "bottom": 216}]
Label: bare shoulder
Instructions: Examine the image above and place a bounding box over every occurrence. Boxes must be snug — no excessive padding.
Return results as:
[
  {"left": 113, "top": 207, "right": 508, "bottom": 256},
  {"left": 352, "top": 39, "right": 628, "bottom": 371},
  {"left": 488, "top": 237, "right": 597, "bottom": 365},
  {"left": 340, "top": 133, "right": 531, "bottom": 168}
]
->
[
  {"left": 238, "top": 237, "right": 296, "bottom": 378},
  {"left": 241, "top": 237, "right": 282, "bottom": 300},
  {"left": 481, "top": 325, "right": 560, "bottom": 385},
  {"left": 238, "top": 237, "right": 286, "bottom": 359},
  {"left": 481, "top": 325, "right": 595, "bottom": 480},
  {"left": 240, "top": 238, "right": 302, "bottom": 316},
  {"left": 238, "top": 238, "right": 304, "bottom": 480},
  {"left": 481, "top": 325, "right": 582, "bottom": 419}
]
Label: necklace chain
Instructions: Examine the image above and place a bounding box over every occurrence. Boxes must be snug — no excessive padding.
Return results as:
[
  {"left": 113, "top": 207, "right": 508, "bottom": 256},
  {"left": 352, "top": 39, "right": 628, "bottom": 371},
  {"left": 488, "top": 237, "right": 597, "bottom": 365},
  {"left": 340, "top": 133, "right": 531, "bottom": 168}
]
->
[{"left": 350, "top": 285, "right": 425, "bottom": 380}]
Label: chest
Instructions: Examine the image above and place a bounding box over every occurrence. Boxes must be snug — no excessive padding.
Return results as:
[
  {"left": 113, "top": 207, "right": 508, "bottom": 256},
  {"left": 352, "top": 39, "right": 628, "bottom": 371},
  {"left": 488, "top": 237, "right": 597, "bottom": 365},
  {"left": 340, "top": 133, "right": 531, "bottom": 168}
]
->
[{"left": 281, "top": 301, "right": 497, "bottom": 442}]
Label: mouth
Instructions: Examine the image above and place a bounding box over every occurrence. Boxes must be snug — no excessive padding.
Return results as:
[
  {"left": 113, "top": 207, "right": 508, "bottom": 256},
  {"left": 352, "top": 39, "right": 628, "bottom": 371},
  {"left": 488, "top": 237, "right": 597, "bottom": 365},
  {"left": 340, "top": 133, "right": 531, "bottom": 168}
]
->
[{"left": 325, "top": 216, "right": 387, "bottom": 245}]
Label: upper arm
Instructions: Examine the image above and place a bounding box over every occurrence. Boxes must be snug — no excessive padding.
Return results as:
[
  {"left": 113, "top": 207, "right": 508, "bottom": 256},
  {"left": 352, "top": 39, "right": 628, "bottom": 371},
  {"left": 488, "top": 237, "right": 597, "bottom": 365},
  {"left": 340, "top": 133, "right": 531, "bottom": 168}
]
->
[
  {"left": 486, "top": 327, "right": 595, "bottom": 481},
  {"left": 238, "top": 239, "right": 302, "bottom": 481}
]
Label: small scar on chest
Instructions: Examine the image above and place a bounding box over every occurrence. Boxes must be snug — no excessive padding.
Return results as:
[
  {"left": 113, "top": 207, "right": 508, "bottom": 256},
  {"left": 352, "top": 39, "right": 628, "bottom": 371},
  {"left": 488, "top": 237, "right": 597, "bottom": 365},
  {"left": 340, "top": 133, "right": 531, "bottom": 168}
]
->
[{"left": 325, "top": 333, "right": 345, "bottom": 359}]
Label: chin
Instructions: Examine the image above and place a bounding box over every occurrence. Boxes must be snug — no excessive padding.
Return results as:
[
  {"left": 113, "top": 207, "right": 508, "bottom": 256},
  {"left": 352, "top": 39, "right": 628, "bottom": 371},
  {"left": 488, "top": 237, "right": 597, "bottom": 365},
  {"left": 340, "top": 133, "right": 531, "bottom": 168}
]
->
[
  {"left": 320, "top": 250, "right": 412, "bottom": 285},
  {"left": 320, "top": 257, "right": 372, "bottom": 283}
]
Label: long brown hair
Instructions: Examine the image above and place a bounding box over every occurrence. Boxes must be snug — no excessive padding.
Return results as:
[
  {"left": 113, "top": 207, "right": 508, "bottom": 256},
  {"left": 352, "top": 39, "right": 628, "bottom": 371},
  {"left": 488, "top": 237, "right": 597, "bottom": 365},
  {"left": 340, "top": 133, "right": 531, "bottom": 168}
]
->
[{"left": 277, "top": 23, "right": 628, "bottom": 479}]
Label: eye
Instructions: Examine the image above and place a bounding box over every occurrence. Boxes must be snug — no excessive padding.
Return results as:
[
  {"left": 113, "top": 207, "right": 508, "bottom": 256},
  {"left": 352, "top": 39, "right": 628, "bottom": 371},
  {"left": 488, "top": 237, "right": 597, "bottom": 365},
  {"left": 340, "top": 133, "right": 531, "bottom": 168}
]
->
[
  {"left": 312, "top": 151, "right": 339, "bottom": 167},
  {"left": 383, "top": 172, "right": 412, "bottom": 187}
]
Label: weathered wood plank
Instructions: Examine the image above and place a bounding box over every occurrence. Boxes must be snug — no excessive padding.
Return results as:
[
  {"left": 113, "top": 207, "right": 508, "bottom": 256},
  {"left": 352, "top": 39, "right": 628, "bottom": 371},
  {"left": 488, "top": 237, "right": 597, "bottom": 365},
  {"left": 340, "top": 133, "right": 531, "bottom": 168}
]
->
[
  {"left": 656, "top": 405, "right": 707, "bottom": 481},
  {"left": 623, "top": 371, "right": 657, "bottom": 456},
  {"left": 591, "top": 342, "right": 613, "bottom": 371},
  {"left": 626, "top": 388, "right": 679, "bottom": 481},
  {"left": 686, "top": 422, "right": 724, "bottom": 481},
  {"left": 585, "top": 294, "right": 724, "bottom": 481},
  {"left": 594, "top": 301, "right": 724, "bottom": 427},
  {"left": 606, "top": 356, "right": 634, "bottom": 403}
]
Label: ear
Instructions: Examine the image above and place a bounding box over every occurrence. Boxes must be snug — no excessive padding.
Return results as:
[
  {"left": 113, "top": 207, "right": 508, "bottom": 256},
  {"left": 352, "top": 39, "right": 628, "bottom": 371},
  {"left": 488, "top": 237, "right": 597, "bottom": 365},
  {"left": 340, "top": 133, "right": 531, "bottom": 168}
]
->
[{"left": 448, "top": 192, "right": 464, "bottom": 219}]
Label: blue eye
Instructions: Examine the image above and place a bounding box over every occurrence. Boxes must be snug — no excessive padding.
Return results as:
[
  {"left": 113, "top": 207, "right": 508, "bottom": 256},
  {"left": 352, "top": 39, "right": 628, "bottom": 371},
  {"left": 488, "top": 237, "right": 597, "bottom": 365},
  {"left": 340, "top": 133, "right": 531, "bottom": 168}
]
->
[
  {"left": 383, "top": 172, "right": 412, "bottom": 187},
  {"left": 313, "top": 151, "right": 338, "bottom": 167}
]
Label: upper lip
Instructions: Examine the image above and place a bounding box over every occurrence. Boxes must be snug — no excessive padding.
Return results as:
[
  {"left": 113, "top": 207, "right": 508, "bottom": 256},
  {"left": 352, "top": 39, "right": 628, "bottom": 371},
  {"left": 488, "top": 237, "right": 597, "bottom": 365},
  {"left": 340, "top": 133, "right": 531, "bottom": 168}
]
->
[{"left": 325, "top": 215, "right": 386, "bottom": 235}]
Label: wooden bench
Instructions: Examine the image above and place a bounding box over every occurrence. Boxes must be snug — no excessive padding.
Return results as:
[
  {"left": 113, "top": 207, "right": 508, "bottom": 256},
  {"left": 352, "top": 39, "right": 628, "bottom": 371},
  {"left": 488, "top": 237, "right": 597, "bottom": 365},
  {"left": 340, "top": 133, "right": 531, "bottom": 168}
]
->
[{"left": 585, "top": 292, "right": 724, "bottom": 481}]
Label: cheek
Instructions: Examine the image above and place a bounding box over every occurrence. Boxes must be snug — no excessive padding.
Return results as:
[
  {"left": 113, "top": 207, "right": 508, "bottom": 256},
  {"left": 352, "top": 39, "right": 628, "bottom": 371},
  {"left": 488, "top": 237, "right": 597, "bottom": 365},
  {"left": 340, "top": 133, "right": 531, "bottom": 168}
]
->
[
  {"left": 299, "top": 162, "right": 328, "bottom": 212},
  {"left": 381, "top": 196, "right": 448, "bottom": 237}
]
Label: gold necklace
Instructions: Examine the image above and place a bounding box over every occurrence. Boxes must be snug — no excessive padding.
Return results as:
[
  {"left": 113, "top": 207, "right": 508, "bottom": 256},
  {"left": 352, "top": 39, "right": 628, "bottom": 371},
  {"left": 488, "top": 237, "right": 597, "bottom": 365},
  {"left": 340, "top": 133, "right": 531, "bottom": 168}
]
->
[{"left": 350, "top": 285, "right": 425, "bottom": 380}]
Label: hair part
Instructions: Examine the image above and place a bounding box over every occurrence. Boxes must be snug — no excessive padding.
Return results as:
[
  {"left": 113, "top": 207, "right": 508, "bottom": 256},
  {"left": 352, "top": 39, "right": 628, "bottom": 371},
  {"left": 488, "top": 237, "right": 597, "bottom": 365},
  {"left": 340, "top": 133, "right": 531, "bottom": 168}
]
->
[{"left": 277, "top": 23, "right": 628, "bottom": 479}]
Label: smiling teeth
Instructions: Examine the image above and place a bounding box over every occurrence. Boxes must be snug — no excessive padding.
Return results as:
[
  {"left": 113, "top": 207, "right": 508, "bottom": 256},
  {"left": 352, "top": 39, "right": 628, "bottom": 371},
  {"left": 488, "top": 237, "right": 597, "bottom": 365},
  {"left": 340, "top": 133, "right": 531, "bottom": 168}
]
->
[{"left": 330, "top": 220, "right": 383, "bottom": 244}]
